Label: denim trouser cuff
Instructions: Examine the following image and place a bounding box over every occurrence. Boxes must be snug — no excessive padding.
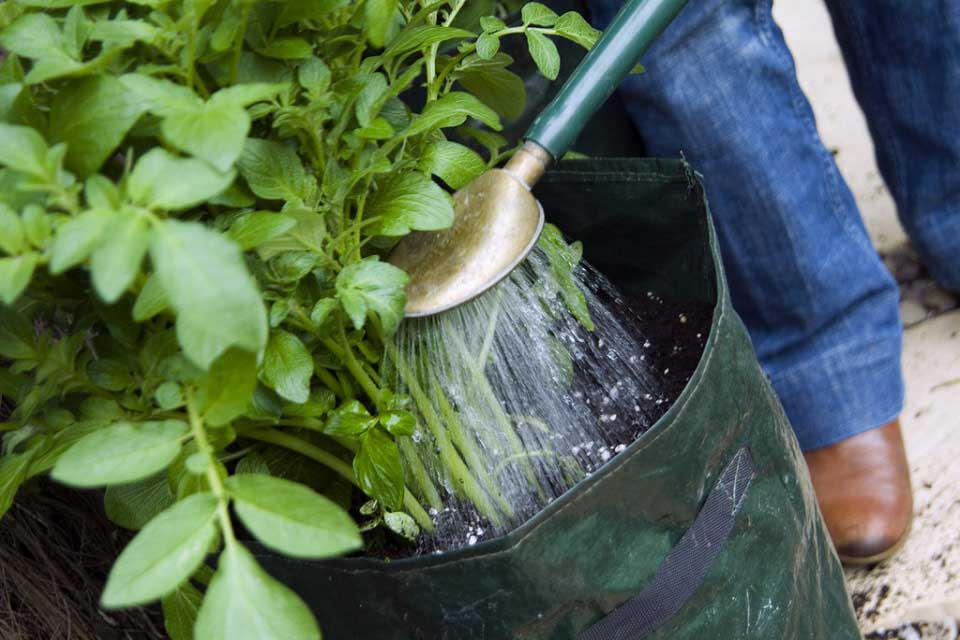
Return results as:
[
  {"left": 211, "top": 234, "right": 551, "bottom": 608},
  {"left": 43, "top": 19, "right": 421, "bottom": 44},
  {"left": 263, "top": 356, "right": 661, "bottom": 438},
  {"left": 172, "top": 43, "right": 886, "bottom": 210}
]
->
[{"left": 769, "top": 340, "right": 904, "bottom": 451}]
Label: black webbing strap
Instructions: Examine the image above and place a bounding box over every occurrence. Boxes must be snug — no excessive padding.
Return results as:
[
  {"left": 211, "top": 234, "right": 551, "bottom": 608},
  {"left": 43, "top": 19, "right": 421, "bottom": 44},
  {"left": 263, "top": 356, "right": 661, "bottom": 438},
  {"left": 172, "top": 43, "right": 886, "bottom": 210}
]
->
[{"left": 579, "top": 446, "right": 755, "bottom": 640}]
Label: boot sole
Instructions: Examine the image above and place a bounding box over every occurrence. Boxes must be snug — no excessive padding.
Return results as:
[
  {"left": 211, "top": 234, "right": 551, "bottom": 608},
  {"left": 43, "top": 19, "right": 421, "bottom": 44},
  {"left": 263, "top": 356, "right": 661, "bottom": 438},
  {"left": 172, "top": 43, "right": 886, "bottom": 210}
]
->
[{"left": 837, "top": 518, "right": 912, "bottom": 566}]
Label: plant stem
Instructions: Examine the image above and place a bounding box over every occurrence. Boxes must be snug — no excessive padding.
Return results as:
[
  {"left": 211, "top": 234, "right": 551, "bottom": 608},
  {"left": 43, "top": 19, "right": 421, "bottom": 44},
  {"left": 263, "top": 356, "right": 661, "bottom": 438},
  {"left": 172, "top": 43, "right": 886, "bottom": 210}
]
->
[
  {"left": 314, "top": 366, "right": 344, "bottom": 398},
  {"left": 432, "top": 379, "right": 514, "bottom": 518},
  {"left": 397, "top": 437, "right": 443, "bottom": 510},
  {"left": 243, "top": 427, "right": 434, "bottom": 532},
  {"left": 384, "top": 340, "right": 503, "bottom": 526},
  {"left": 186, "top": 389, "right": 237, "bottom": 546},
  {"left": 450, "top": 332, "right": 545, "bottom": 495},
  {"left": 323, "top": 321, "right": 381, "bottom": 406},
  {"left": 424, "top": 0, "right": 466, "bottom": 100}
]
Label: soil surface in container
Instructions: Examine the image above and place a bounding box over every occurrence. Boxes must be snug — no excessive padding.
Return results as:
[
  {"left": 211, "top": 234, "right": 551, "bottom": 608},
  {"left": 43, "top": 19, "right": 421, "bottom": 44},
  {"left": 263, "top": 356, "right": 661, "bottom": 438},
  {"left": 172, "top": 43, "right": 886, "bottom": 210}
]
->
[{"left": 364, "top": 291, "right": 714, "bottom": 559}]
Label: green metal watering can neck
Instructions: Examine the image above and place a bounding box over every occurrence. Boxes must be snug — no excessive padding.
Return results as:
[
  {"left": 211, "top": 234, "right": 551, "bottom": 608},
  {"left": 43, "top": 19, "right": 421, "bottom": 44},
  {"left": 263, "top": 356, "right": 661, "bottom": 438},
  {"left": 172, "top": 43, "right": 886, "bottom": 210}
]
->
[{"left": 525, "top": 0, "right": 689, "bottom": 162}]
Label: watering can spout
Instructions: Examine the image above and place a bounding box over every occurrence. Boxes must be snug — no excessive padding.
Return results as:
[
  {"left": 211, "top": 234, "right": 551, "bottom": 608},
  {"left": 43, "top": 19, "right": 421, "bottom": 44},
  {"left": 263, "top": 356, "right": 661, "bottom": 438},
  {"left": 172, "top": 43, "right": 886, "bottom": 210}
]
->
[
  {"left": 387, "top": 143, "right": 548, "bottom": 318},
  {"left": 388, "top": 0, "right": 690, "bottom": 317}
]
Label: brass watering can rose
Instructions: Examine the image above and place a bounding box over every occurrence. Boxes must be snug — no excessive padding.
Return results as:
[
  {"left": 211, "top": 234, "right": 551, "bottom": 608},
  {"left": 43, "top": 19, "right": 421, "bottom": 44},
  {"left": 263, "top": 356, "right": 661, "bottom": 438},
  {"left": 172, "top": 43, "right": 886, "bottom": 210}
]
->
[{"left": 388, "top": 0, "right": 689, "bottom": 317}]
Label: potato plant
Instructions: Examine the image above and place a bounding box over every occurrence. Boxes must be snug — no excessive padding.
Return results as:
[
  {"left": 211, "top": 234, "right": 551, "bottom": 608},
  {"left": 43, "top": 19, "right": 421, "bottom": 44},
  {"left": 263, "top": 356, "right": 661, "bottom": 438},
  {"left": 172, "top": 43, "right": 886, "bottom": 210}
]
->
[{"left": 0, "top": 0, "right": 601, "bottom": 637}]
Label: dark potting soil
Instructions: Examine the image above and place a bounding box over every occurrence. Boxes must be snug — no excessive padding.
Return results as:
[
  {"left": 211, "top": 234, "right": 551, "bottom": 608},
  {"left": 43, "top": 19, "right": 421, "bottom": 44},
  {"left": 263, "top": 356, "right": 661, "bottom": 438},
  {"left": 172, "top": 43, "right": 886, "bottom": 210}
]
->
[{"left": 365, "top": 292, "right": 714, "bottom": 559}]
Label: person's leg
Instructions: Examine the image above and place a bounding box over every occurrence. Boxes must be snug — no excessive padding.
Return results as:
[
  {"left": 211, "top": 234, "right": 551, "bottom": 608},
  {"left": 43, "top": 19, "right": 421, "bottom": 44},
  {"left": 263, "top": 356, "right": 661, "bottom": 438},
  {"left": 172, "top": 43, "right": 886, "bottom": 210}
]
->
[
  {"left": 585, "top": 0, "right": 912, "bottom": 563},
  {"left": 585, "top": 0, "right": 903, "bottom": 451},
  {"left": 824, "top": 0, "right": 960, "bottom": 293}
]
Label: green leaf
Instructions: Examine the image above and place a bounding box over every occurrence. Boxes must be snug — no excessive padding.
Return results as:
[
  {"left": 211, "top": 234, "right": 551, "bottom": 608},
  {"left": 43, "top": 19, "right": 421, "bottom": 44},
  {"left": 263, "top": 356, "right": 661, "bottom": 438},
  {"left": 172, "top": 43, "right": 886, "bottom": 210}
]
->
[
  {"left": 49, "top": 208, "right": 111, "bottom": 273},
  {"left": 0, "top": 123, "right": 50, "bottom": 177},
  {"left": 1, "top": 14, "right": 63, "bottom": 60},
  {"left": 235, "top": 452, "right": 272, "bottom": 476},
  {"left": 324, "top": 399, "right": 377, "bottom": 438},
  {"left": 404, "top": 91, "right": 502, "bottom": 137},
  {"left": 238, "top": 139, "right": 316, "bottom": 204},
  {"left": 227, "top": 212, "right": 296, "bottom": 251},
  {"left": 354, "top": 427, "right": 404, "bottom": 510},
  {"left": 48, "top": 76, "right": 144, "bottom": 177},
  {"left": 298, "top": 57, "right": 331, "bottom": 96},
  {"left": 155, "top": 382, "right": 185, "bottom": 410},
  {"left": 85, "top": 174, "right": 122, "bottom": 209},
  {"left": 61, "top": 4, "right": 87, "bottom": 54},
  {"left": 101, "top": 492, "right": 219, "bottom": 607},
  {"left": 150, "top": 220, "right": 267, "bottom": 370},
  {"left": 555, "top": 11, "right": 601, "bottom": 49},
  {"left": 480, "top": 15, "right": 507, "bottom": 33},
  {"left": 335, "top": 258, "right": 409, "bottom": 334},
  {"left": 0, "top": 253, "right": 38, "bottom": 304},
  {"left": 162, "top": 582, "right": 204, "bottom": 640},
  {"left": 0, "top": 204, "right": 26, "bottom": 255},
  {"left": 52, "top": 420, "right": 189, "bottom": 487},
  {"left": 384, "top": 25, "right": 473, "bottom": 59},
  {"left": 384, "top": 511, "right": 419, "bottom": 541},
  {"left": 356, "top": 117, "right": 394, "bottom": 140},
  {"left": 379, "top": 410, "right": 415, "bottom": 437},
  {"left": 0, "top": 82, "right": 41, "bottom": 130},
  {"left": 89, "top": 19, "right": 159, "bottom": 47},
  {"left": 90, "top": 210, "right": 150, "bottom": 303},
  {"left": 196, "top": 348, "right": 258, "bottom": 426},
  {"left": 455, "top": 54, "right": 527, "bottom": 120},
  {"left": 0, "top": 450, "right": 34, "bottom": 518},
  {"left": 15, "top": 0, "right": 116, "bottom": 6},
  {"left": 309, "top": 298, "right": 337, "bottom": 327},
  {"left": 64, "top": 4, "right": 90, "bottom": 53},
  {"left": 22, "top": 205, "right": 51, "bottom": 248},
  {"left": 526, "top": 30, "right": 561, "bottom": 80},
  {"left": 149, "top": 83, "right": 285, "bottom": 173},
  {"left": 161, "top": 103, "right": 248, "bottom": 174},
  {"left": 257, "top": 36, "right": 313, "bottom": 60},
  {"left": 260, "top": 330, "right": 313, "bottom": 404},
  {"left": 476, "top": 32, "right": 500, "bottom": 59},
  {"left": 537, "top": 223, "right": 594, "bottom": 330},
  {"left": 226, "top": 474, "right": 361, "bottom": 558},
  {"left": 275, "top": 0, "right": 349, "bottom": 28},
  {"left": 128, "top": 149, "right": 235, "bottom": 211},
  {"left": 367, "top": 171, "right": 454, "bottom": 236},
  {"left": 419, "top": 140, "right": 486, "bottom": 190},
  {"left": 364, "top": 0, "right": 400, "bottom": 48},
  {"left": 0, "top": 306, "right": 36, "bottom": 360},
  {"left": 355, "top": 73, "right": 388, "bottom": 127},
  {"left": 213, "top": 83, "right": 288, "bottom": 107},
  {"left": 132, "top": 273, "right": 169, "bottom": 321},
  {"left": 254, "top": 209, "right": 326, "bottom": 258},
  {"left": 104, "top": 472, "right": 176, "bottom": 530},
  {"left": 120, "top": 73, "right": 201, "bottom": 115},
  {"left": 522, "top": 2, "right": 559, "bottom": 26},
  {"left": 194, "top": 543, "right": 320, "bottom": 640},
  {"left": 0, "top": 13, "right": 85, "bottom": 84},
  {"left": 87, "top": 358, "right": 132, "bottom": 391}
]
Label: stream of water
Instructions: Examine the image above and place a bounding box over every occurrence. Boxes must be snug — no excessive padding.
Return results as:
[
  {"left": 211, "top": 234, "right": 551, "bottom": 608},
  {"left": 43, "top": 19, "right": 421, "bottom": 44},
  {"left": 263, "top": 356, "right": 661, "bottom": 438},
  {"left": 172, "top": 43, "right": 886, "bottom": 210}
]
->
[{"left": 387, "top": 247, "right": 670, "bottom": 552}]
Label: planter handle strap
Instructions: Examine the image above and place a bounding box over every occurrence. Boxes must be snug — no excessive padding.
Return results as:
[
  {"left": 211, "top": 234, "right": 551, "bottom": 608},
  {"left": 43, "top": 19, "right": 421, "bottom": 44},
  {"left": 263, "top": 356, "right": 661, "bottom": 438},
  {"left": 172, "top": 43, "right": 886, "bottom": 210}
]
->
[{"left": 579, "top": 446, "right": 755, "bottom": 640}]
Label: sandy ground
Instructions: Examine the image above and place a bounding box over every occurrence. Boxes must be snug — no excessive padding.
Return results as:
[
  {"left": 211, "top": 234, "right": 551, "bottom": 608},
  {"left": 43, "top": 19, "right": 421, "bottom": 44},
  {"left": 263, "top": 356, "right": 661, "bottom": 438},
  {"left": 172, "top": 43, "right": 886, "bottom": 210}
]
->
[{"left": 774, "top": 2, "right": 960, "bottom": 637}]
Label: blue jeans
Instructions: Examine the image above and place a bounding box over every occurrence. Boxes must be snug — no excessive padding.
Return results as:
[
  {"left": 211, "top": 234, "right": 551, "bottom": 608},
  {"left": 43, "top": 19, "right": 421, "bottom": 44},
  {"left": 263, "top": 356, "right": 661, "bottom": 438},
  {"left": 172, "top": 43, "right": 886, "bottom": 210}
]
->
[{"left": 587, "top": 0, "right": 960, "bottom": 450}]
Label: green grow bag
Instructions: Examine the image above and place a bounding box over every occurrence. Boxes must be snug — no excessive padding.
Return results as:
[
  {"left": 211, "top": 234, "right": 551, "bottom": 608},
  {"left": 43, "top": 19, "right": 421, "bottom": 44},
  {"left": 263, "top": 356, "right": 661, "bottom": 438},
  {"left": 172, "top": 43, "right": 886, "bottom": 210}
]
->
[{"left": 256, "top": 158, "right": 861, "bottom": 639}]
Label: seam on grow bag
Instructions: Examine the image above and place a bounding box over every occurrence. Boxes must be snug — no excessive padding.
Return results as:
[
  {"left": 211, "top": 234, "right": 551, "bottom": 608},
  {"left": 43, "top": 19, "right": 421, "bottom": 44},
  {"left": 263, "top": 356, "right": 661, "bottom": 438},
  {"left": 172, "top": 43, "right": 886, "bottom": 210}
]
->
[
  {"left": 578, "top": 446, "right": 756, "bottom": 640},
  {"left": 285, "top": 191, "right": 731, "bottom": 577}
]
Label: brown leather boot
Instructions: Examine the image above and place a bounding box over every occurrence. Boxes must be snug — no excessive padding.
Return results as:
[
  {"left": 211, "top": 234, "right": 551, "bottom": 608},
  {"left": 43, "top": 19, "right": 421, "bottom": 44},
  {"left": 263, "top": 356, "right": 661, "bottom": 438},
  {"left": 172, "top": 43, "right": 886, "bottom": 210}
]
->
[{"left": 803, "top": 420, "right": 913, "bottom": 565}]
